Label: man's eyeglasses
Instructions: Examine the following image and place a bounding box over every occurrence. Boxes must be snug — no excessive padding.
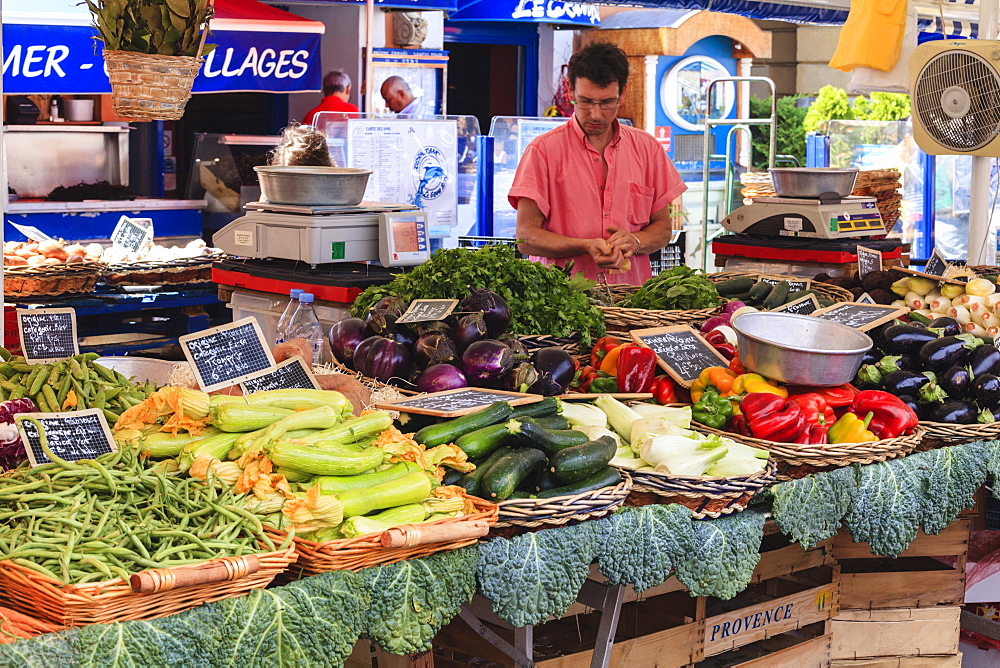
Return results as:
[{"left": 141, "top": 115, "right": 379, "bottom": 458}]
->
[{"left": 571, "top": 97, "right": 620, "bottom": 111}]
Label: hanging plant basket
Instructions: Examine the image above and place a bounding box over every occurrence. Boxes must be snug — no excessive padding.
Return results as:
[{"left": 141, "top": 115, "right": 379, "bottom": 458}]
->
[{"left": 103, "top": 50, "right": 203, "bottom": 121}]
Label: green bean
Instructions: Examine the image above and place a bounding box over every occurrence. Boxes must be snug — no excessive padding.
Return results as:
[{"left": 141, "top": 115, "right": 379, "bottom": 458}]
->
[{"left": 12, "top": 558, "right": 62, "bottom": 582}]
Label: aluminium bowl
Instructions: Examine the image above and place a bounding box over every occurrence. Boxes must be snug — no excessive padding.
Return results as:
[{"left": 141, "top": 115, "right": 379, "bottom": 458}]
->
[
  {"left": 96, "top": 356, "right": 180, "bottom": 387},
  {"left": 730, "top": 311, "right": 872, "bottom": 387},
  {"left": 769, "top": 167, "right": 859, "bottom": 199},
  {"left": 254, "top": 166, "right": 372, "bottom": 206}
]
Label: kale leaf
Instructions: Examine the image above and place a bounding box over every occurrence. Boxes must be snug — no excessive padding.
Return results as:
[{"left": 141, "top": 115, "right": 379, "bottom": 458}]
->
[
  {"left": 0, "top": 628, "right": 78, "bottom": 667},
  {"left": 914, "top": 443, "right": 988, "bottom": 535},
  {"left": 673, "top": 509, "right": 766, "bottom": 599},
  {"left": 770, "top": 466, "right": 857, "bottom": 549},
  {"left": 597, "top": 504, "right": 695, "bottom": 592},
  {"left": 843, "top": 457, "right": 926, "bottom": 558}
]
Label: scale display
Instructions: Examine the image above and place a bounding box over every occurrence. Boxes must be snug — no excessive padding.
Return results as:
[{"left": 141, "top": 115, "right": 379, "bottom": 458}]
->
[
  {"left": 722, "top": 197, "right": 886, "bottom": 240},
  {"left": 379, "top": 211, "right": 430, "bottom": 267}
]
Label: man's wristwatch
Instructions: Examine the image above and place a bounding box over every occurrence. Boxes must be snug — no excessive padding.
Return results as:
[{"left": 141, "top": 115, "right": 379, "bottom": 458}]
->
[{"left": 629, "top": 233, "right": 642, "bottom": 255}]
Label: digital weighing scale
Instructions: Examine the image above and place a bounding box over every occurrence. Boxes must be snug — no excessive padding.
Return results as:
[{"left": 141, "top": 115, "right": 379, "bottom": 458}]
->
[
  {"left": 721, "top": 195, "right": 886, "bottom": 239},
  {"left": 212, "top": 201, "right": 430, "bottom": 268}
]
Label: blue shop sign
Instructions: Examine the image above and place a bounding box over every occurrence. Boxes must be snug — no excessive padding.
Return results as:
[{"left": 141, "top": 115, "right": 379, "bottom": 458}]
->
[{"left": 450, "top": 0, "right": 601, "bottom": 26}]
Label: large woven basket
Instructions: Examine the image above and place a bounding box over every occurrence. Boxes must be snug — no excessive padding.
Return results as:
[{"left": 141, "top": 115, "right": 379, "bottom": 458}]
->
[
  {"left": 493, "top": 471, "right": 632, "bottom": 535},
  {"left": 103, "top": 50, "right": 203, "bottom": 121},
  {"left": 617, "top": 462, "right": 777, "bottom": 519},
  {"left": 693, "top": 423, "right": 923, "bottom": 480},
  {"left": 516, "top": 334, "right": 581, "bottom": 357},
  {"left": 4, "top": 263, "right": 102, "bottom": 298},
  {"left": 600, "top": 283, "right": 722, "bottom": 334},
  {"left": 918, "top": 420, "right": 1000, "bottom": 445},
  {"left": 0, "top": 547, "right": 296, "bottom": 627},
  {"left": 268, "top": 493, "right": 498, "bottom": 577},
  {"left": 708, "top": 271, "right": 856, "bottom": 304}
]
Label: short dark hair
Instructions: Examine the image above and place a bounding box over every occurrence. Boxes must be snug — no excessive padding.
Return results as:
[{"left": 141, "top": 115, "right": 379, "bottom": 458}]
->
[
  {"left": 567, "top": 42, "right": 629, "bottom": 92},
  {"left": 323, "top": 70, "right": 351, "bottom": 97}
]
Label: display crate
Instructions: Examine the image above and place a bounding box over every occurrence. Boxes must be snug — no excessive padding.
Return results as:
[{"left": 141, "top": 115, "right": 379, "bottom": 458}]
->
[
  {"left": 831, "top": 657, "right": 962, "bottom": 667},
  {"left": 832, "top": 518, "right": 969, "bottom": 610},
  {"left": 831, "top": 607, "right": 961, "bottom": 663}
]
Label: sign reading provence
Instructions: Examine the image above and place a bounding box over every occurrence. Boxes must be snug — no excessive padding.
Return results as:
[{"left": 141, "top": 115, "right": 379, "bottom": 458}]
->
[{"left": 449, "top": 0, "right": 601, "bottom": 26}]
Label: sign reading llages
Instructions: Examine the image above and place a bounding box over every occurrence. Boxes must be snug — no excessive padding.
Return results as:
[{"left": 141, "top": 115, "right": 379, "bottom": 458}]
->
[{"left": 449, "top": 0, "right": 601, "bottom": 26}]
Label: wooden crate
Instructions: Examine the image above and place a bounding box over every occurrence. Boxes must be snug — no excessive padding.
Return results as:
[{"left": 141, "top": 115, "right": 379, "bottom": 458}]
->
[
  {"left": 831, "top": 654, "right": 962, "bottom": 667},
  {"left": 833, "top": 519, "right": 969, "bottom": 610},
  {"left": 831, "top": 607, "right": 961, "bottom": 661}
]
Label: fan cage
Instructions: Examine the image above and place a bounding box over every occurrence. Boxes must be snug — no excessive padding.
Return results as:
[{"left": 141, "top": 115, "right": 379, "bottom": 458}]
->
[{"left": 914, "top": 49, "right": 1000, "bottom": 152}]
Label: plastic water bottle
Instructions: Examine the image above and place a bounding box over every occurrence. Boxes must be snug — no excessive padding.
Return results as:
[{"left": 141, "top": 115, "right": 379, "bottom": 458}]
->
[
  {"left": 285, "top": 292, "right": 324, "bottom": 363},
  {"left": 275, "top": 288, "right": 305, "bottom": 345}
]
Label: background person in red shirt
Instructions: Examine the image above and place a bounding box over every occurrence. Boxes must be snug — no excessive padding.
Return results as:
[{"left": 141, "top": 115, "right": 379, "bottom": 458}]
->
[
  {"left": 303, "top": 70, "right": 360, "bottom": 126},
  {"left": 508, "top": 42, "right": 686, "bottom": 285}
]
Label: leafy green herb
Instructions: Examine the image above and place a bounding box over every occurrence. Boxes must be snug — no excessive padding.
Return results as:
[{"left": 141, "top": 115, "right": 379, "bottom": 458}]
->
[
  {"left": 620, "top": 266, "right": 722, "bottom": 311},
  {"left": 352, "top": 245, "right": 605, "bottom": 347},
  {"left": 86, "top": 0, "right": 216, "bottom": 57}
]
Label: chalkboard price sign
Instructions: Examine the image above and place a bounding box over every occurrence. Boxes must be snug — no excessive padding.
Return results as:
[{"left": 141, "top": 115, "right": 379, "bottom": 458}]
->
[
  {"left": 16, "top": 308, "right": 79, "bottom": 363},
  {"left": 241, "top": 356, "right": 320, "bottom": 395},
  {"left": 772, "top": 294, "right": 820, "bottom": 315},
  {"left": 179, "top": 317, "right": 276, "bottom": 393},
  {"left": 759, "top": 275, "right": 811, "bottom": 293},
  {"left": 811, "top": 303, "right": 908, "bottom": 331},
  {"left": 856, "top": 246, "right": 883, "bottom": 278},
  {"left": 630, "top": 326, "right": 730, "bottom": 388},
  {"left": 16, "top": 409, "right": 116, "bottom": 467},
  {"left": 396, "top": 299, "right": 459, "bottom": 324},
  {"left": 924, "top": 248, "right": 949, "bottom": 277},
  {"left": 856, "top": 292, "right": 877, "bottom": 305},
  {"left": 110, "top": 216, "right": 152, "bottom": 253},
  {"left": 376, "top": 388, "right": 542, "bottom": 418}
]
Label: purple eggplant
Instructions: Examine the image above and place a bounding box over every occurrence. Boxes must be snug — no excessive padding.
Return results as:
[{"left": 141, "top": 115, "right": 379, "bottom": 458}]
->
[
  {"left": 971, "top": 373, "right": 1000, "bottom": 407},
  {"left": 917, "top": 335, "right": 982, "bottom": 371},
  {"left": 461, "top": 339, "right": 515, "bottom": 387},
  {"left": 452, "top": 313, "right": 488, "bottom": 352},
  {"left": 328, "top": 317, "right": 368, "bottom": 366},
  {"left": 883, "top": 325, "right": 939, "bottom": 356},
  {"left": 928, "top": 317, "right": 962, "bottom": 337},
  {"left": 969, "top": 345, "right": 1000, "bottom": 378},
  {"left": 881, "top": 370, "right": 929, "bottom": 397},
  {"left": 940, "top": 365, "right": 971, "bottom": 399},
  {"left": 415, "top": 364, "right": 468, "bottom": 392},
  {"left": 460, "top": 289, "right": 512, "bottom": 338},
  {"left": 529, "top": 347, "right": 576, "bottom": 395},
  {"left": 413, "top": 332, "right": 459, "bottom": 370},
  {"left": 928, "top": 400, "right": 977, "bottom": 424},
  {"left": 370, "top": 296, "right": 407, "bottom": 317},
  {"left": 354, "top": 335, "right": 411, "bottom": 383}
]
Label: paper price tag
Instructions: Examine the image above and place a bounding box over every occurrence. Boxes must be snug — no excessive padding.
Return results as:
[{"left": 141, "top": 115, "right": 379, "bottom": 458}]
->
[
  {"left": 9, "top": 221, "right": 54, "bottom": 242},
  {"left": 110, "top": 216, "right": 152, "bottom": 253}
]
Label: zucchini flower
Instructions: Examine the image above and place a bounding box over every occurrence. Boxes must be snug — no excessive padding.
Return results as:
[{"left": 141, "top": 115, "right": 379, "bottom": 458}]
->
[
  {"left": 431, "top": 485, "right": 477, "bottom": 514},
  {"left": 373, "top": 426, "right": 430, "bottom": 471},
  {"left": 425, "top": 443, "right": 475, "bottom": 474},
  {"left": 114, "top": 387, "right": 212, "bottom": 435},
  {"left": 282, "top": 484, "right": 344, "bottom": 534},
  {"left": 188, "top": 456, "right": 242, "bottom": 487}
]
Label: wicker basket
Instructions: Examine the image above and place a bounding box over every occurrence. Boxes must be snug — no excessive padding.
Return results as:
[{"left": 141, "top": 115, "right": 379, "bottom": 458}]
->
[
  {"left": 708, "top": 271, "right": 856, "bottom": 304},
  {"left": 600, "top": 283, "right": 722, "bottom": 334},
  {"left": 693, "top": 423, "right": 923, "bottom": 480},
  {"left": 618, "top": 462, "right": 777, "bottom": 519},
  {"left": 493, "top": 471, "right": 632, "bottom": 533},
  {"left": 516, "top": 334, "right": 581, "bottom": 357},
  {"left": 4, "top": 263, "right": 102, "bottom": 298},
  {"left": 917, "top": 420, "right": 1000, "bottom": 445},
  {"left": 268, "top": 493, "right": 498, "bottom": 576},
  {"left": 103, "top": 50, "right": 203, "bottom": 121},
  {"left": 102, "top": 254, "right": 224, "bottom": 287},
  {"left": 0, "top": 547, "right": 296, "bottom": 627}
]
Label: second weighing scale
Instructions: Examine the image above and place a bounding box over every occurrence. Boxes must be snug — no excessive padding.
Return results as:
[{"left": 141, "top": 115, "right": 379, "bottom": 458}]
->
[
  {"left": 721, "top": 195, "right": 886, "bottom": 239},
  {"left": 212, "top": 201, "right": 430, "bottom": 268}
]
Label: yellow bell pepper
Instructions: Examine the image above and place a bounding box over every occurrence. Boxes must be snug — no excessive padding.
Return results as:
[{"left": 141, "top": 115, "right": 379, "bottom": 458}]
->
[
  {"left": 828, "top": 412, "right": 875, "bottom": 444},
  {"left": 690, "top": 367, "right": 737, "bottom": 403},
  {"left": 730, "top": 373, "right": 788, "bottom": 398}
]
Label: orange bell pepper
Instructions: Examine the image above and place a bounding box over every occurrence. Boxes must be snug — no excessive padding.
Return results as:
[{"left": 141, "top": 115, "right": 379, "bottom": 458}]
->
[
  {"left": 690, "top": 366, "right": 737, "bottom": 403},
  {"left": 599, "top": 343, "right": 634, "bottom": 376}
]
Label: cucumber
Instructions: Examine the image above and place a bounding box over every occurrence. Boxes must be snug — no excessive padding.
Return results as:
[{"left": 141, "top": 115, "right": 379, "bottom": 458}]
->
[
  {"left": 506, "top": 491, "right": 536, "bottom": 500},
  {"left": 505, "top": 417, "right": 590, "bottom": 457},
  {"left": 549, "top": 436, "right": 618, "bottom": 483},
  {"left": 531, "top": 469, "right": 562, "bottom": 493},
  {"left": 784, "top": 289, "right": 818, "bottom": 304},
  {"left": 715, "top": 276, "right": 755, "bottom": 296},
  {"left": 458, "top": 446, "right": 513, "bottom": 496},
  {"left": 414, "top": 401, "right": 513, "bottom": 447},
  {"left": 441, "top": 468, "right": 465, "bottom": 486},
  {"left": 536, "top": 467, "right": 623, "bottom": 498},
  {"left": 747, "top": 280, "right": 772, "bottom": 305},
  {"left": 455, "top": 423, "right": 511, "bottom": 460},
  {"left": 531, "top": 414, "right": 570, "bottom": 430},
  {"left": 509, "top": 397, "right": 561, "bottom": 420},
  {"left": 482, "top": 447, "right": 548, "bottom": 500},
  {"left": 762, "top": 281, "right": 791, "bottom": 309}
]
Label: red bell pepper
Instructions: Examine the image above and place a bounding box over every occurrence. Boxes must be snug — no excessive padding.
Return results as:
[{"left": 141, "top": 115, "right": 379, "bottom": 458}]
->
[
  {"left": 590, "top": 336, "right": 623, "bottom": 368},
  {"left": 703, "top": 330, "right": 737, "bottom": 361},
  {"left": 739, "top": 392, "right": 808, "bottom": 443},
  {"left": 784, "top": 383, "right": 858, "bottom": 408},
  {"left": 788, "top": 393, "right": 836, "bottom": 426},
  {"left": 576, "top": 365, "right": 600, "bottom": 392},
  {"left": 729, "top": 354, "right": 747, "bottom": 376},
  {"left": 794, "top": 423, "right": 829, "bottom": 444},
  {"left": 730, "top": 414, "right": 752, "bottom": 436},
  {"left": 649, "top": 375, "right": 678, "bottom": 404},
  {"left": 848, "top": 390, "right": 918, "bottom": 439},
  {"left": 617, "top": 346, "right": 658, "bottom": 393}
]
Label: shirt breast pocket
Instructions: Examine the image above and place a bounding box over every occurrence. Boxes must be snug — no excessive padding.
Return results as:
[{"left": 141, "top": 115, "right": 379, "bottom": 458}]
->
[{"left": 626, "top": 183, "right": 656, "bottom": 229}]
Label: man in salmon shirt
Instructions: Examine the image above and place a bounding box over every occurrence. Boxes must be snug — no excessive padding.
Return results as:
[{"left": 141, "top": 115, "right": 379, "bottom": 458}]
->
[{"left": 508, "top": 42, "right": 686, "bottom": 286}]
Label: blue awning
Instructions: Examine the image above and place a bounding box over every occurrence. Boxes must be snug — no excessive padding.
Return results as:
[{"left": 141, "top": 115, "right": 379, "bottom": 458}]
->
[
  {"left": 449, "top": 0, "right": 601, "bottom": 26},
  {"left": 2, "top": 0, "right": 325, "bottom": 95}
]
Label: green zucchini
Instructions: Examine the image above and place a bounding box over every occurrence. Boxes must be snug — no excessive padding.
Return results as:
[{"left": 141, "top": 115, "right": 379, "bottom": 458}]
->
[
  {"left": 715, "top": 276, "right": 755, "bottom": 296},
  {"left": 506, "top": 491, "right": 536, "bottom": 500},
  {"left": 441, "top": 468, "right": 465, "bottom": 486},
  {"left": 549, "top": 436, "right": 618, "bottom": 483},
  {"left": 455, "top": 423, "right": 511, "bottom": 460},
  {"left": 747, "top": 280, "right": 773, "bottom": 305},
  {"left": 505, "top": 417, "right": 590, "bottom": 457},
  {"left": 482, "top": 448, "right": 548, "bottom": 500},
  {"left": 531, "top": 414, "right": 570, "bottom": 430},
  {"left": 508, "top": 397, "right": 561, "bottom": 420},
  {"left": 536, "top": 467, "right": 622, "bottom": 498},
  {"left": 762, "top": 281, "right": 791, "bottom": 309},
  {"left": 414, "top": 401, "right": 513, "bottom": 447},
  {"left": 458, "top": 446, "right": 514, "bottom": 496}
]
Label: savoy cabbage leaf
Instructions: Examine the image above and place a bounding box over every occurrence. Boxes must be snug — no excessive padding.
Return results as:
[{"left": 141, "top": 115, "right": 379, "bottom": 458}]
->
[
  {"left": 916, "top": 443, "right": 988, "bottom": 535},
  {"left": 0, "top": 629, "right": 79, "bottom": 667},
  {"left": 983, "top": 440, "right": 1000, "bottom": 482},
  {"left": 843, "top": 457, "right": 926, "bottom": 558},
  {"left": 477, "top": 520, "right": 605, "bottom": 627},
  {"left": 770, "top": 466, "right": 857, "bottom": 549},
  {"left": 362, "top": 546, "right": 478, "bottom": 655},
  {"left": 672, "top": 508, "right": 766, "bottom": 600},
  {"left": 597, "top": 504, "right": 695, "bottom": 592}
]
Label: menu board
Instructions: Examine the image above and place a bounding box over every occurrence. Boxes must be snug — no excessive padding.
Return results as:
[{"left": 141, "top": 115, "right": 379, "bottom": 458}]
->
[
  {"left": 397, "top": 299, "right": 458, "bottom": 324},
  {"left": 110, "top": 216, "right": 152, "bottom": 252},
  {"left": 240, "top": 356, "right": 320, "bottom": 395},
  {"left": 630, "top": 326, "right": 730, "bottom": 388},
  {"left": 16, "top": 409, "right": 116, "bottom": 467},
  {"left": 16, "top": 308, "right": 78, "bottom": 363},
  {"left": 856, "top": 245, "right": 883, "bottom": 277},
  {"left": 812, "top": 303, "right": 908, "bottom": 331},
  {"left": 772, "top": 294, "right": 820, "bottom": 315},
  {"left": 179, "top": 318, "right": 276, "bottom": 393},
  {"left": 759, "top": 275, "right": 811, "bottom": 293},
  {"left": 376, "top": 388, "right": 541, "bottom": 418}
]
